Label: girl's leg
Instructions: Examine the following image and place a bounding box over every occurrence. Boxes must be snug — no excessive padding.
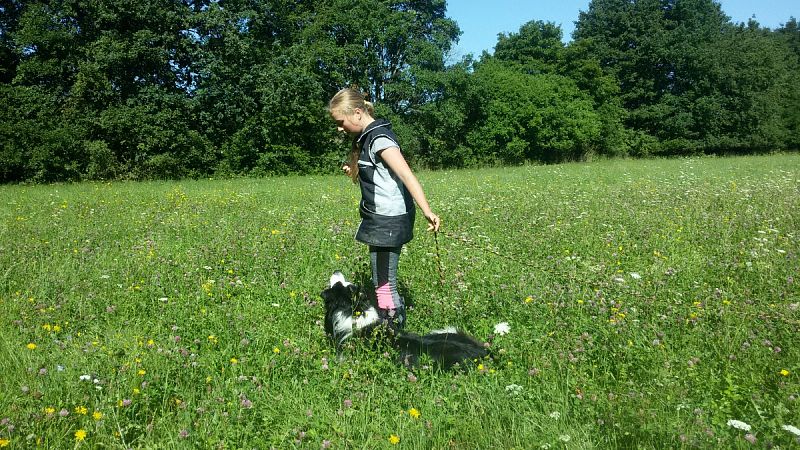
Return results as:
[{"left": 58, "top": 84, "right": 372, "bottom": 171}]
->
[{"left": 369, "top": 245, "right": 405, "bottom": 330}]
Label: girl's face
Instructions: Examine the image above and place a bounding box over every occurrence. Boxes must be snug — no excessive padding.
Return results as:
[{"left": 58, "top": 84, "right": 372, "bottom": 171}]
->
[{"left": 331, "top": 109, "right": 363, "bottom": 136}]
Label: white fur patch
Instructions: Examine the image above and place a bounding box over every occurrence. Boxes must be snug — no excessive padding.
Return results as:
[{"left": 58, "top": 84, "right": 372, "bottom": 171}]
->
[
  {"left": 354, "top": 307, "right": 380, "bottom": 331},
  {"left": 429, "top": 326, "right": 458, "bottom": 335},
  {"left": 329, "top": 271, "right": 351, "bottom": 288},
  {"left": 332, "top": 311, "right": 353, "bottom": 343}
]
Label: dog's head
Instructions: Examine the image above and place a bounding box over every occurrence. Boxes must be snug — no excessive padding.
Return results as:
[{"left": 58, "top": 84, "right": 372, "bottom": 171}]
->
[{"left": 320, "top": 271, "right": 358, "bottom": 314}]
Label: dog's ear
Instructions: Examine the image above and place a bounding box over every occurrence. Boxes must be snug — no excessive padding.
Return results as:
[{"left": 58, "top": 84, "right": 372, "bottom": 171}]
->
[{"left": 320, "top": 288, "right": 332, "bottom": 304}]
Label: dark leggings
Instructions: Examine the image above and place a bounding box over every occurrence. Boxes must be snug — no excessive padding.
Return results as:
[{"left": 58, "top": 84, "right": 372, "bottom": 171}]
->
[{"left": 369, "top": 246, "right": 403, "bottom": 313}]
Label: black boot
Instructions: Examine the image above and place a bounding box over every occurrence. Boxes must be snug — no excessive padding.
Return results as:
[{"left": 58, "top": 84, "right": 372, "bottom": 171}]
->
[{"left": 379, "top": 305, "right": 406, "bottom": 334}]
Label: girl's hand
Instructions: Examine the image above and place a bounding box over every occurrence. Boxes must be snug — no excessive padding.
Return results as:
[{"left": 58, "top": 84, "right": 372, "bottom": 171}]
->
[
  {"left": 341, "top": 164, "right": 352, "bottom": 176},
  {"left": 425, "top": 212, "right": 441, "bottom": 232}
]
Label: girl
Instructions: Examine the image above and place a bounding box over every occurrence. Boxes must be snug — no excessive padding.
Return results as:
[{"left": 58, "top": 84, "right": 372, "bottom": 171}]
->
[{"left": 329, "top": 87, "right": 440, "bottom": 331}]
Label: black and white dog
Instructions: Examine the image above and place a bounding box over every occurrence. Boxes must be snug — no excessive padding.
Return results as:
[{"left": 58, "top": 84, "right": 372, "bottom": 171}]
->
[{"left": 321, "top": 271, "right": 490, "bottom": 369}]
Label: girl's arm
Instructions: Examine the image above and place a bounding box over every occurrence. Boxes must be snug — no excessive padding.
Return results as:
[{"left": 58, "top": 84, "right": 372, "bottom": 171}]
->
[{"left": 379, "top": 147, "right": 441, "bottom": 232}]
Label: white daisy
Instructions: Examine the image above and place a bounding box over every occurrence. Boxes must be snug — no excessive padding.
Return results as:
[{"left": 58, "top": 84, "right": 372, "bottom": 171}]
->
[
  {"left": 630, "top": 272, "right": 641, "bottom": 280},
  {"left": 493, "top": 322, "right": 510, "bottom": 336}
]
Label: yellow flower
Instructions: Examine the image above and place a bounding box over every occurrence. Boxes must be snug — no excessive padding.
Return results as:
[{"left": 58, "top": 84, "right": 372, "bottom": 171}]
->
[
  {"left": 92, "top": 411, "right": 103, "bottom": 421},
  {"left": 74, "top": 429, "right": 87, "bottom": 441},
  {"left": 0, "top": 438, "right": 9, "bottom": 447},
  {"left": 137, "top": 369, "right": 146, "bottom": 376},
  {"left": 524, "top": 296, "right": 533, "bottom": 304},
  {"left": 53, "top": 324, "right": 61, "bottom": 332},
  {"left": 780, "top": 369, "right": 790, "bottom": 377},
  {"left": 408, "top": 408, "right": 420, "bottom": 419},
  {"left": 389, "top": 434, "right": 400, "bottom": 445},
  {"left": 230, "top": 357, "right": 238, "bottom": 364},
  {"left": 74, "top": 406, "right": 88, "bottom": 415},
  {"left": 273, "top": 347, "right": 281, "bottom": 354},
  {"left": 26, "top": 342, "right": 37, "bottom": 350},
  {"left": 477, "top": 363, "right": 484, "bottom": 371},
  {"left": 44, "top": 407, "right": 55, "bottom": 415},
  {"left": 133, "top": 388, "right": 140, "bottom": 395}
]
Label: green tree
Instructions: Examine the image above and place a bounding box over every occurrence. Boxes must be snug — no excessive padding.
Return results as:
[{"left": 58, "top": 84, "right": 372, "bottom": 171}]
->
[
  {"left": 303, "top": 0, "right": 459, "bottom": 113},
  {"left": 574, "top": 0, "right": 795, "bottom": 154},
  {"left": 0, "top": 0, "right": 23, "bottom": 83},
  {"left": 492, "top": 20, "right": 628, "bottom": 157},
  {"left": 776, "top": 17, "right": 800, "bottom": 149}
]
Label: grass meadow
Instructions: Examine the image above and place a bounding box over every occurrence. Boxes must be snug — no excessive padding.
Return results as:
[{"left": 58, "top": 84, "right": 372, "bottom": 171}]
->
[{"left": 1, "top": 154, "right": 799, "bottom": 449}]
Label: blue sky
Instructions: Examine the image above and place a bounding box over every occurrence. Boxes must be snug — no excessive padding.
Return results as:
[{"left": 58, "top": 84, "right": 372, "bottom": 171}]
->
[{"left": 446, "top": 0, "right": 799, "bottom": 59}]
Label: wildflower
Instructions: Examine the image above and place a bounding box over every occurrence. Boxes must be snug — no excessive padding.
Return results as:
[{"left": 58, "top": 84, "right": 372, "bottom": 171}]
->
[
  {"left": 230, "top": 357, "right": 238, "bottom": 364},
  {"left": 407, "top": 373, "right": 417, "bottom": 382},
  {"left": 240, "top": 398, "right": 253, "bottom": 409},
  {"left": 74, "top": 429, "right": 87, "bottom": 441},
  {"left": 408, "top": 408, "right": 420, "bottom": 419},
  {"left": 388, "top": 434, "right": 400, "bottom": 445},
  {"left": 783, "top": 425, "right": 800, "bottom": 436},
  {"left": 74, "top": 406, "right": 88, "bottom": 415},
  {"left": 44, "top": 407, "right": 55, "bottom": 415},
  {"left": 744, "top": 433, "right": 757, "bottom": 444},
  {"left": 0, "top": 439, "right": 8, "bottom": 447},
  {"left": 493, "top": 322, "right": 510, "bottom": 336},
  {"left": 505, "top": 384, "right": 523, "bottom": 396},
  {"left": 26, "top": 343, "right": 36, "bottom": 350},
  {"left": 59, "top": 409, "right": 69, "bottom": 417},
  {"left": 549, "top": 411, "right": 561, "bottom": 420},
  {"left": 321, "top": 440, "right": 332, "bottom": 449},
  {"left": 727, "top": 419, "right": 751, "bottom": 431},
  {"left": 137, "top": 369, "right": 146, "bottom": 376},
  {"left": 92, "top": 411, "right": 102, "bottom": 421},
  {"left": 780, "top": 369, "right": 790, "bottom": 377},
  {"left": 118, "top": 399, "right": 132, "bottom": 407},
  {"left": 524, "top": 295, "right": 533, "bottom": 304},
  {"left": 343, "top": 399, "right": 352, "bottom": 409},
  {"left": 179, "top": 429, "right": 189, "bottom": 439},
  {"left": 559, "top": 435, "right": 571, "bottom": 443},
  {"left": 630, "top": 272, "right": 641, "bottom": 280},
  {"left": 273, "top": 347, "right": 281, "bottom": 354}
]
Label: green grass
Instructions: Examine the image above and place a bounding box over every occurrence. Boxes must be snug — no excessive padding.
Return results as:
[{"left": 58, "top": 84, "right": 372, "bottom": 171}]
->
[{"left": 1, "top": 154, "right": 799, "bottom": 449}]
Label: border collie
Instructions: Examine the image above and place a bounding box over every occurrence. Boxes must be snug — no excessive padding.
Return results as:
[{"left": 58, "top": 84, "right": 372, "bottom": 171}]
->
[{"left": 321, "top": 271, "right": 490, "bottom": 369}]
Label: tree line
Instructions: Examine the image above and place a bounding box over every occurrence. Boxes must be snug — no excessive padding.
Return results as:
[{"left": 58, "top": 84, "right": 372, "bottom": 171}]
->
[{"left": 1, "top": 0, "right": 798, "bottom": 182}]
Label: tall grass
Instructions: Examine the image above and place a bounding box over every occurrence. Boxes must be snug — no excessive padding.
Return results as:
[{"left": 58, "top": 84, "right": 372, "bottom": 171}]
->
[{"left": 1, "top": 154, "right": 798, "bottom": 448}]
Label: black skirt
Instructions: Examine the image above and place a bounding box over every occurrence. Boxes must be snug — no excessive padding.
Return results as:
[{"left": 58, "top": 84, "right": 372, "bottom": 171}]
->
[{"left": 355, "top": 206, "right": 415, "bottom": 247}]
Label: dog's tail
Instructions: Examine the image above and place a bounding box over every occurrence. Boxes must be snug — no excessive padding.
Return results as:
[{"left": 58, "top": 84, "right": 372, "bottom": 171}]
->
[{"left": 394, "top": 329, "right": 490, "bottom": 370}]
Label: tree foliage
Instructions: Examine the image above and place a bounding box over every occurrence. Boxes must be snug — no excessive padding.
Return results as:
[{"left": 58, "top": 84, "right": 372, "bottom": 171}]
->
[
  {"left": 573, "top": 0, "right": 797, "bottom": 155},
  {"left": 0, "top": 0, "right": 797, "bottom": 182}
]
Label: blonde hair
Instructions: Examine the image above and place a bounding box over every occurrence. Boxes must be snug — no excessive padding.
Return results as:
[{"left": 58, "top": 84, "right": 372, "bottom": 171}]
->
[
  {"left": 329, "top": 88, "right": 374, "bottom": 183},
  {"left": 329, "top": 87, "right": 375, "bottom": 116}
]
